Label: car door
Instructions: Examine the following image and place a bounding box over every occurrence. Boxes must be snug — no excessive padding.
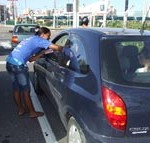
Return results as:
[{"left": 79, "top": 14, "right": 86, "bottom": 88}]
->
[
  {"left": 44, "top": 33, "right": 69, "bottom": 110},
  {"left": 54, "top": 33, "right": 91, "bottom": 120},
  {"left": 34, "top": 56, "right": 48, "bottom": 91}
]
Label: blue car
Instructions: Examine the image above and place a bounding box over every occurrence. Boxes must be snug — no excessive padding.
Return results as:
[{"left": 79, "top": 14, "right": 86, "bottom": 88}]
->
[{"left": 33, "top": 27, "right": 150, "bottom": 143}]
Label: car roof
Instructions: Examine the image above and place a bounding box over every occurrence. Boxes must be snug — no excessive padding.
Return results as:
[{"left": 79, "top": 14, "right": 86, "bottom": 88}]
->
[{"left": 65, "top": 27, "right": 150, "bottom": 36}]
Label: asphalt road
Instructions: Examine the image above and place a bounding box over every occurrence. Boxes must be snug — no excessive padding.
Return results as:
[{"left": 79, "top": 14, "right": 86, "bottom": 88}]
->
[{"left": 0, "top": 25, "right": 67, "bottom": 143}]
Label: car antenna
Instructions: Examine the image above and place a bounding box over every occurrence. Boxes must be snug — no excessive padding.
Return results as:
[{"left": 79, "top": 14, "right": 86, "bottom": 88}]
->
[{"left": 140, "top": 6, "right": 150, "bottom": 35}]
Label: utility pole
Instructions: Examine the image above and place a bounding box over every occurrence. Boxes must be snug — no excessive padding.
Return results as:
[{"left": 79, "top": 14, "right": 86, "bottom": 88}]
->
[
  {"left": 123, "top": 0, "right": 134, "bottom": 28},
  {"left": 53, "top": 0, "right": 56, "bottom": 28},
  {"left": 73, "top": 0, "right": 79, "bottom": 28},
  {"left": 102, "top": 0, "right": 109, "bottom": 27},
  {"left": 24, "top": 0, "right": 27, "bottom": 23},
  {"left": 12, "top": 0, "right": 17, "bottom": 25},
  {"left": 123, "top": 0, "right": 128, "bottom": 28},
  {"left": 125, "top": 0, "right": 128, "bottom": 11}
]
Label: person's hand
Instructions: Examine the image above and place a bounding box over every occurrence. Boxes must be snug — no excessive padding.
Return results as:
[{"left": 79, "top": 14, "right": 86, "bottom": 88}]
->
[
  {"left": 44, "top": 49, "right": 54, "bottom": 54},
  {"left": 29, "top": 50, "right": 45, "bottom": 62},
  {"left": 49, "top": 44, "right": 63, "bottom": 51}
]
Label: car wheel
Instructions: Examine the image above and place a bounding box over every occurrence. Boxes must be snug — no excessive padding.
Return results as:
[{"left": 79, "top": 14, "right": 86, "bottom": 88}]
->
[
  {"left": 67, "top": 117, "right": 86, "bottom": 143},
  {"left": 33, "top": 72, "right": 42, "bottom": 94}
]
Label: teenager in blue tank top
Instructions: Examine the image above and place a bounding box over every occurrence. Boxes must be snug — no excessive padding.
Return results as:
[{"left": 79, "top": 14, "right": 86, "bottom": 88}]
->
[{"left": 6, "top": 27, "right": 63, "bottom": 118}]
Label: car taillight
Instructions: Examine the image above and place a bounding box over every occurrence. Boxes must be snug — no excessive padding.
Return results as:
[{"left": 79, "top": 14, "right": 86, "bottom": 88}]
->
[
  {"left": 11, "top": 36, "right": 18, "bottom": 43},
  {"left": 102, "top": 86, "right": 127, "bottom": 131}
]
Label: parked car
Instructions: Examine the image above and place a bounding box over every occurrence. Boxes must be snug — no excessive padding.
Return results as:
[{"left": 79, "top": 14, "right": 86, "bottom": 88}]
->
[
  {"left": 33, "top": 27, "right": 150, "bottom": 143},
  {"left": 10, "top": 23, "right": 39, "bottom": 49}
]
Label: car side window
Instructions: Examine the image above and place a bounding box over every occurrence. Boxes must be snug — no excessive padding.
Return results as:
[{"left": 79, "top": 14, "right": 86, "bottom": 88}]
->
[
  {"left": 14, "top": 25, "right": 38, "bottom": 34},
  {"left": 15, "top": 26, "right": 24, "bottom": 33},
  {"left": 45, "top": 33, "right": 89, "bottom": 74},
  {"left": 45, "top": 34, "right": 69, "bottom": 62},
  {"left": 67, "top": 34, "right": 89, "bottom": 74},
  {"left": 54, "top": 34, "right": 69, "bottom": 46}
]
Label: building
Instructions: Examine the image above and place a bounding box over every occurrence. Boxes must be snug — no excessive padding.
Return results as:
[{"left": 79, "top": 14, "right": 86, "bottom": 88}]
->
[{"left": 0, "top": 5, "right": 7, "bottom": 22}]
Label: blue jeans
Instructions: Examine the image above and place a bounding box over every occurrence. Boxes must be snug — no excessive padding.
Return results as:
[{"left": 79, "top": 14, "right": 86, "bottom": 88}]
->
[{"left": 6, "top": 62, "right": 30, "bottom": 91}]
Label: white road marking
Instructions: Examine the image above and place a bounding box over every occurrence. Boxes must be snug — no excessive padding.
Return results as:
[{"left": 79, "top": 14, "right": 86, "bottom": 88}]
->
[
  {"left": 0, "top": 61, "right": 6, "bottom": 64},
  {"left": 30, "top": 81, "right": 58, "bottom": 143}
]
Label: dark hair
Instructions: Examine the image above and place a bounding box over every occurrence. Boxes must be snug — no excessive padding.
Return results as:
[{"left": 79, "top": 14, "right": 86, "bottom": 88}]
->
[
  {"left": 35, "top": 27, "right": 50, "bottom": 36},
  {"left": 81, "top": 16, "right": 89, "bottom": 26}
]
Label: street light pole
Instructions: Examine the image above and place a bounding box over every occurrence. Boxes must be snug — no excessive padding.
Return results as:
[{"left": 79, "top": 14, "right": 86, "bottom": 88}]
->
[
  {"left": 123, "top": 3, "right": 134, "bottom": 29},
  {"left": 24, "top": 0, "right": 27, "bottom": 23},
  {"left": 53, "top": 0, "right": 56, "bottom": 28},
  {"left": 103, "top": 0, "right": 109, "bottom": 27},
  {"left": 73, "top": 0, "right": 79, "bottom": 28},
  {"left": 12, "top": 0, "right": 17, "bottom": 25},
  {"left": 25, "top": 0, "right": 27, "bottom": 10},
  {"left": 124, "top": 0, "right": 128, "bottom": 29},
  {"left": 125, "top": 0, "right": 128, "bottom": 11}
]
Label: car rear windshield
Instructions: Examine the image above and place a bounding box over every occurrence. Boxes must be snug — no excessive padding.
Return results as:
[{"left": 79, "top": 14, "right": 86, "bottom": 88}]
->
[
  {"left": 100, "top": 36, "right": 150, "bottom": 87},
  {"left": 14, "top": 25, "right": 37, "bottom": 34}
]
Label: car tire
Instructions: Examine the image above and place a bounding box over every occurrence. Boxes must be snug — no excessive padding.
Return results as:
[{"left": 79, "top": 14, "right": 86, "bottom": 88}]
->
[
  {"left": 33, "top": 71, "right": 42, "bottom": 95},
  {"left": 67, "top": 117, "right": 86, "bottom": 143}
]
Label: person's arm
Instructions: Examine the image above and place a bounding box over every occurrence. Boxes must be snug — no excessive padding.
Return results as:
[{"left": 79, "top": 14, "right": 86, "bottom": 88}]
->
[
  {"left": 44, "top": 44, "right": 63, "bottom": 55},
  {"left": 29, "top": 50, "right": 45, "bottom": 62},
  {"left": 29, "top": 44, "right": 63, "bottom": 62},
  {"left": 49, "top": 44, "right": 63, "bottom": 51}
]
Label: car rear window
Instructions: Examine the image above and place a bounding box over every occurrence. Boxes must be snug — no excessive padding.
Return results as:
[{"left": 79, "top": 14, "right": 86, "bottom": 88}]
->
[
  {"left": 14, "top": 25, "right": 37, "bottom": 34},
  {"left": 101, "top": 36, "right": 150, "bottom": 86}
]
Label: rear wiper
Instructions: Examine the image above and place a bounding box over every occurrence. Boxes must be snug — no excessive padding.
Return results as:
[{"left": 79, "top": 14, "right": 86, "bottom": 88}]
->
[{"left": 140, "top": 6, "right": 150, "bottom": 35}]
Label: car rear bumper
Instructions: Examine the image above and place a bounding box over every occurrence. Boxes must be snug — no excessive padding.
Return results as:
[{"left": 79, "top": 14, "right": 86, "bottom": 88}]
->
[{"left": 85, "top": 128, "right": 150, "bottom": 143}]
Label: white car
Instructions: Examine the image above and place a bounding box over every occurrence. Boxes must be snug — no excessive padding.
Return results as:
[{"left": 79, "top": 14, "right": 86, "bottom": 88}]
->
[{"left": 10, "top": 23, "right": 39, "bottom": 49}]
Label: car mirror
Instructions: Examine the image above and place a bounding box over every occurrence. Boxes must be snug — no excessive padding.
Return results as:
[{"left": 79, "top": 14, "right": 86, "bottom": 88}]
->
[
  {"left": 80, "top": 64, "right": 90, "bottom": 74},
  {"left": 9, "top": 30, "right": 13, "bottom": 33}
]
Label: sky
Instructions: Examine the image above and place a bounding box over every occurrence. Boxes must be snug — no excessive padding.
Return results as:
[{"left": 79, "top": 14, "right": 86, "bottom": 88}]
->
[{"left": 1, "top": 0, "right": 150, "bottom": 14}]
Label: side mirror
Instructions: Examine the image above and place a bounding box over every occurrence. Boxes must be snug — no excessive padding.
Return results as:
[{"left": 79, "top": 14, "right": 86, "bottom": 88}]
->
[{"left": 9, "top": 30, "right": 13, "bottom": 33}]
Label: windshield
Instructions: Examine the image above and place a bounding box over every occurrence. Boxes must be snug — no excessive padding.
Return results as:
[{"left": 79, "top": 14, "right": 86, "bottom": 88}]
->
[
  {"left": 101, "top": 36, "right": 150, "bottom": 86},
  {"left": 14, "top": 25, "right": 37, "bottom": 34}
]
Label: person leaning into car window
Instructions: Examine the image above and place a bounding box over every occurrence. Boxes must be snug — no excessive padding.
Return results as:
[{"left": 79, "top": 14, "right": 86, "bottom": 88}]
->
[{"left": 6, "top": 27, "right": 63, "bottom": 118}]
